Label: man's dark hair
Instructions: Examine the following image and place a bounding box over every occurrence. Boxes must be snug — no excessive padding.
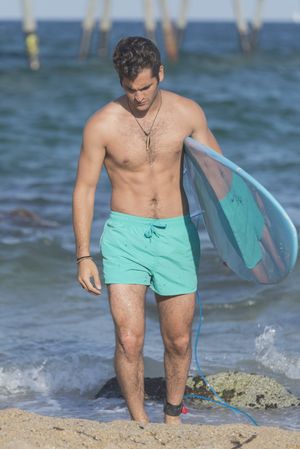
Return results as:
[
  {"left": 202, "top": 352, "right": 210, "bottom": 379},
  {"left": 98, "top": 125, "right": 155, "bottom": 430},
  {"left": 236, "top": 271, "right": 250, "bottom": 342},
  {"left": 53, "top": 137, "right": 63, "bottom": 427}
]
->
[{"left": 113, "top": 36, "right": 161, "bottom": 83}]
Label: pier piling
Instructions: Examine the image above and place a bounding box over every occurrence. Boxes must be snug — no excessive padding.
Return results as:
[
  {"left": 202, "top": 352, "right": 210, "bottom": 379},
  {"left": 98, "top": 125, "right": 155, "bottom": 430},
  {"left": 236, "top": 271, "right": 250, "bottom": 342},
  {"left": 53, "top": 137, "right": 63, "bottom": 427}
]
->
[
  {"left": 21, "top": 0, "right": 40, "bottom": 70},
  {"left": 176, "top": 0, "right": 189, "bottom": 48},
  {"left": 158, "top": 0, "right": 178, "bottom": 61},
  {"left": 251, "top": 0, "right": 265, "bottom": 49},
  {"left": 79, "top": 0, "right": 97, "bottom": 59},
  {"left": 232, "top": 0, "right": 252, "bottom": 53},
  {"left": 144, "top": 0, "right": 156, "bottom": 42},
  {"left": 99, "top": 0, "right": 112, "bottom": 57}
]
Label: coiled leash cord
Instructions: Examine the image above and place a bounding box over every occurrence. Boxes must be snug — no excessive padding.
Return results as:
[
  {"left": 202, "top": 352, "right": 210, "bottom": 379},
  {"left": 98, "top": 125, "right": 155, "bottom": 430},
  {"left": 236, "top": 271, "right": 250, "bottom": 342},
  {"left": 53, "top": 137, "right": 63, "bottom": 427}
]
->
[{"left": 184, "top": 290, "right": 258, "bottom": 426}]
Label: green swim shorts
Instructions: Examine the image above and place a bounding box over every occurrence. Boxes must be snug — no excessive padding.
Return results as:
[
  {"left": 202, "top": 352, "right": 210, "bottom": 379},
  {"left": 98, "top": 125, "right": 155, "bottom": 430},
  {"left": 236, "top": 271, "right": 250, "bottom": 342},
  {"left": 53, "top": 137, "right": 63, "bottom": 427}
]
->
[{"left": 99, "top": 211, "right": 200, "bottom": 296}]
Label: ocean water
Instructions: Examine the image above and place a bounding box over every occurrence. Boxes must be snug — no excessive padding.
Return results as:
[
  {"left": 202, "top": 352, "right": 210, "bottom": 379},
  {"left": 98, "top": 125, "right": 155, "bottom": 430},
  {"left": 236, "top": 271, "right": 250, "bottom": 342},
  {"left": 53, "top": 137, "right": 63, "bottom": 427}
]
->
[{"left": 0, "top": 21, "right": 299, "bottom": 430}]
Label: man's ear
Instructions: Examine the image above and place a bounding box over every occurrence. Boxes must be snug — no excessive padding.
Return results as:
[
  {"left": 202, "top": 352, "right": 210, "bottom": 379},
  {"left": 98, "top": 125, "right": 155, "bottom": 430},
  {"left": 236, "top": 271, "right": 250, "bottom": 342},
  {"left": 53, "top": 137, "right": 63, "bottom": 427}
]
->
[{"left": 158, "top": 65, "right": 164, "bottom": 83}]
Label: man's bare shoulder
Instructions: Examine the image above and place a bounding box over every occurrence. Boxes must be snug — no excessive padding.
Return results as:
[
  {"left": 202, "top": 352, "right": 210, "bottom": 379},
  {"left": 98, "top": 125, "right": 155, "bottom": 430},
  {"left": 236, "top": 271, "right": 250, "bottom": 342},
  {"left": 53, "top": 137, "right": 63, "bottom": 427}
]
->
[
  {"left": 166, "top": 90, "right": 222, "bottom": 153},
  {"left": 162, "top": 90, "right": 206, "bottom": 120},
  {"left": 84, "top": 100, "right": 124, "bottom": 136}
]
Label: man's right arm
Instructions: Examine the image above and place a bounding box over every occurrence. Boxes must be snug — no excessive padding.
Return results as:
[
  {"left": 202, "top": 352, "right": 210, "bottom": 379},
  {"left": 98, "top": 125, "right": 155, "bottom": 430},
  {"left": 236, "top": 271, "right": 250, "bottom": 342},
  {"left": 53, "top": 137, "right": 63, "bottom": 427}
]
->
[{"left": 72, "top": 113, "right": 106, "bottom": 295}]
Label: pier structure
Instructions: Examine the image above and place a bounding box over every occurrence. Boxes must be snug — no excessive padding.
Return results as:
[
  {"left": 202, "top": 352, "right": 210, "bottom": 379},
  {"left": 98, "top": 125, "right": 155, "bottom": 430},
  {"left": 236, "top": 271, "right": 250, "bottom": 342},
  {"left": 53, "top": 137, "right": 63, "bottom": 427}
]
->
[
  {"left": 232, "top": 0, "right": 266, "bottom": 53},
  {"left": 16, "top": 0, "right": 269, "bottom": 70},
  {"left": 21, "top": 0, "right": 40, "bottom": 70},
  {"left": 79, "top": 0, "right": 112, "bottom": 59},
  {"left": 251, "top": 0, "right": 266, "bottom": 47},
  {"left": 176, "top": 0, "right": 189, "bottom": 47},
  {"left": 158, "top": 0, "right": 178, "bottom": 61},
  {"left": 98, "top": 0, "right": 112, "bottom": 57},
  {"left": 79, "top": 0, "right": 98, "bottom": 60},
  {"left": 144, "top": 0, "right": 156, "bottom": 42}
]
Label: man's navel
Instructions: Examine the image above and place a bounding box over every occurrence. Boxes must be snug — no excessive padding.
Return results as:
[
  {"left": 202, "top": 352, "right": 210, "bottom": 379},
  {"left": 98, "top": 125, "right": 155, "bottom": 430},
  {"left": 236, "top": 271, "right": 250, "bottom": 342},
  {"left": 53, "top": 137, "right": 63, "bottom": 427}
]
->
[{"left": 149, "top": 196, "right": 159, "bottom": 206}]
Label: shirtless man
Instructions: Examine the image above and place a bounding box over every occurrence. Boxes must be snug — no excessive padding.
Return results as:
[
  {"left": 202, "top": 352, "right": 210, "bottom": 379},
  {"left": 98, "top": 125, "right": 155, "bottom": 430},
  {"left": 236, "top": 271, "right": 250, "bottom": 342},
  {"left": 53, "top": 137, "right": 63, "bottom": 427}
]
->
[{"left": 72, "top": 36, "right": 222, "bottom": 424}]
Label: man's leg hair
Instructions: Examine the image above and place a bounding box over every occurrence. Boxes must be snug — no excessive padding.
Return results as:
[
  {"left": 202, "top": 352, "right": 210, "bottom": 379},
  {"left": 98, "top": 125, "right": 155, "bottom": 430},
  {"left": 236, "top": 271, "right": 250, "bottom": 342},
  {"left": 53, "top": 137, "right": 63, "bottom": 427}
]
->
[
  {"left": 108, "top": 284, "right": 149, "bottom": 423},
  {"left": 156, "top": 291, "right": 196, "bottom": 424}
]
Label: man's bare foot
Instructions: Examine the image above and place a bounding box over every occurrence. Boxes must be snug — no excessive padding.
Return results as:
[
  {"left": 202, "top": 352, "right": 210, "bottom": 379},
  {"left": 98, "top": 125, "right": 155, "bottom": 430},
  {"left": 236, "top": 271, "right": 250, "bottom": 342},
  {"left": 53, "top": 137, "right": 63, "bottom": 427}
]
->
[
  {"left": 137, "top": 418, "right": 150, "bottom": 425},
  {"left": 131, "top": 412, "right": 149, "bottom": 425},
  {"left": 129, "top": 410, "right": 150, "bottom": 425}
]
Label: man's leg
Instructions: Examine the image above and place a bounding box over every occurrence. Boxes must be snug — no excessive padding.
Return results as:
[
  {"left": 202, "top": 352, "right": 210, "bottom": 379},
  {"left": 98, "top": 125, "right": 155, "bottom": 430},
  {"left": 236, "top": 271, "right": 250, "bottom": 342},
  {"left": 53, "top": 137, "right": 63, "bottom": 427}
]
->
[
  {"left": 156, "top": 292, "right": 196, "bottom": 424},
  {"left": 108, "top": 283, "right": 149, "bottom": 423}
]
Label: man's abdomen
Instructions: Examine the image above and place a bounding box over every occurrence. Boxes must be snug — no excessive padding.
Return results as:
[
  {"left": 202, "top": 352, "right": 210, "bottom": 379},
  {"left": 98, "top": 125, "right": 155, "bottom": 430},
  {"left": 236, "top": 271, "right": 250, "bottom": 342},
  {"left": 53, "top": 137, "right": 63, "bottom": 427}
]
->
[{"left": 110, "top": 186, "right": 189, "bottom": 219}]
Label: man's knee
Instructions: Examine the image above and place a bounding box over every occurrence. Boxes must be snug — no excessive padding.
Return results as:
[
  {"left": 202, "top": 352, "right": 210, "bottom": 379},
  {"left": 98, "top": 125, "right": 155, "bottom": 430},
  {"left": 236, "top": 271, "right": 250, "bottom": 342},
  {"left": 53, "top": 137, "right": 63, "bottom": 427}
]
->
[
  {"left": 165, "top": 334, "right": 191, "bottom": 357},
  {"left": 116, "top": 331, "right": 144, "bottom": 361}
]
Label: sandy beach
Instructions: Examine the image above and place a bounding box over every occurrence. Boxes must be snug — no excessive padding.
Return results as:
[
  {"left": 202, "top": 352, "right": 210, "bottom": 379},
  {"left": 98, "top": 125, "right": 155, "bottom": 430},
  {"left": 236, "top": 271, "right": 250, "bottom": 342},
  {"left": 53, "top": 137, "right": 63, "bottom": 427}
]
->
[{"left": 0, "top": 408, "right": 299, "bottom": 449}]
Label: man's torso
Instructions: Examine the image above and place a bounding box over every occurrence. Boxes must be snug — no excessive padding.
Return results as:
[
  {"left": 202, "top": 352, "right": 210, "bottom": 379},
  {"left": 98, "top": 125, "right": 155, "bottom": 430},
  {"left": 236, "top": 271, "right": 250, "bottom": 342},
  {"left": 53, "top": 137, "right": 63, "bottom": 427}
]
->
[{"left": 98, "top": 90, "right": 194, "bottom": 218}]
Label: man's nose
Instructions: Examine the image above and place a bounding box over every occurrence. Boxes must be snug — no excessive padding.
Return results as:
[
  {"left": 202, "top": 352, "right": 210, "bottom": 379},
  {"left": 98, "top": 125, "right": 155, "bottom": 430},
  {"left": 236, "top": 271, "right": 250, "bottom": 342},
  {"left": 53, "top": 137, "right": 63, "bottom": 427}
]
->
[{"left": 135, "top": 91, "right": 143, "bottom": 102}]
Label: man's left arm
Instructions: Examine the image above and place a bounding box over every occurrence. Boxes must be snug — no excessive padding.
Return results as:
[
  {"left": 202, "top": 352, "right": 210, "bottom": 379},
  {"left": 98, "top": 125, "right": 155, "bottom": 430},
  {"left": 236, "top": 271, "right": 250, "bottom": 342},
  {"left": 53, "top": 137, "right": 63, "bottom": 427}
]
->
[{"left": 189, "top": 101, "right": 223, "bottom": 155}]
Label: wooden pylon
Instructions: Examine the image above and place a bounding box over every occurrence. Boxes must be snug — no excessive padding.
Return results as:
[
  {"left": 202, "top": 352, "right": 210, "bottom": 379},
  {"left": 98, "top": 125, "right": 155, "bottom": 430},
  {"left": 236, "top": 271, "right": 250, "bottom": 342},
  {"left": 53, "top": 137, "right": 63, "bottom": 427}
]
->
[
  {"left": 232, "top": 0, "right": 252, "bottom": 53},
  {"left": 21, "top": 0, "right": 40, "bottom": 70},
  {"left": 79, "top": 0, "right": 97, "bottom": 59},
  {"left": 251, "top": 0, "right": 265, "bottom": 49},
  {"left": 176, "top": 0, "right": 189, "bottom": 48},
  {"left": 99, "top": 0, "right": 112, "bottom": 57},
  {"left": 158, "top": 0, "right": 178, "bottom": 61},
  {"left": 144, "top": 0, "right": 156, "bottom": 42}
]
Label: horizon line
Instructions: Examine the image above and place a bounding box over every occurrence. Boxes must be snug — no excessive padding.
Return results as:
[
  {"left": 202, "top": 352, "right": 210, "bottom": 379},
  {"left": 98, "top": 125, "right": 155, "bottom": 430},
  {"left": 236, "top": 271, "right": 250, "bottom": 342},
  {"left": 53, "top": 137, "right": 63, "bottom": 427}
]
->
[{"left": 0, "top": 18, "right": 296, "bottom": 24}]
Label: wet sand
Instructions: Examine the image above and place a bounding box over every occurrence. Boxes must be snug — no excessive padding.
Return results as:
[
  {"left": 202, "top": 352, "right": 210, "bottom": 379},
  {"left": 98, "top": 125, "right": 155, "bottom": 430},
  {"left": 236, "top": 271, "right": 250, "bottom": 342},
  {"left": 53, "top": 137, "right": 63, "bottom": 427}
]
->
[{"left": 0, "top": 408, "right": 299, "bottom": 449}]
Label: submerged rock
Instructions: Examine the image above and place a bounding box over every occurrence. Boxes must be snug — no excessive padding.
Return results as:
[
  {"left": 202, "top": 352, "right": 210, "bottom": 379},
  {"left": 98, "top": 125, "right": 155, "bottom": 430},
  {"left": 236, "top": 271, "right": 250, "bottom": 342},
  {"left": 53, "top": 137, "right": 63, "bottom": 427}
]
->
[
  {"left": 96, "top": 372, "right": 299, "bottom": 410},
  {"left": 95, "top": 377, "right": 166, "bottom": 400},
  {"left": 0, "top": 208, "right": 58, "bottom": 227},
  {"left": 187, "top": 372, "right": 299, "bottom": 409}
]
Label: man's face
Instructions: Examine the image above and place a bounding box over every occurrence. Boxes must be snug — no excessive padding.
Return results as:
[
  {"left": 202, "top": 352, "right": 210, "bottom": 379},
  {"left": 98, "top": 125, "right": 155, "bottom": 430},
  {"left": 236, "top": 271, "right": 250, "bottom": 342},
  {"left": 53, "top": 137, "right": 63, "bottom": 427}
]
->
[{"left": 122, "top": 66, "right": 164, "bottom": 113}]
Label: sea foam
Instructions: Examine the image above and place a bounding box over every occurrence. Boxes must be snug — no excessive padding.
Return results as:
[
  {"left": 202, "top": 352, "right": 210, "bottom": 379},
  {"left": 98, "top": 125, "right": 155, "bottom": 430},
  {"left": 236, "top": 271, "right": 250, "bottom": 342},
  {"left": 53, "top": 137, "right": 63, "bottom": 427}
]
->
[
  {"left": 255, "top": 326, "right": 300, "bottom": 379},
  {"left": 0, "top": 354, "right": 112, "bottom": 397}
]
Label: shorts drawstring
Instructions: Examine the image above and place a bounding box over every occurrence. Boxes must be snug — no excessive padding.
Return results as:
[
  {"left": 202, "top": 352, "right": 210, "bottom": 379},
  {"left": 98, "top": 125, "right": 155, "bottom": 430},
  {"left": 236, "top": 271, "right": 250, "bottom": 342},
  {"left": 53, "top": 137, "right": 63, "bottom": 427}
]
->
[{"left": 144, "top": 223, "right": 167, "bottom": 239}]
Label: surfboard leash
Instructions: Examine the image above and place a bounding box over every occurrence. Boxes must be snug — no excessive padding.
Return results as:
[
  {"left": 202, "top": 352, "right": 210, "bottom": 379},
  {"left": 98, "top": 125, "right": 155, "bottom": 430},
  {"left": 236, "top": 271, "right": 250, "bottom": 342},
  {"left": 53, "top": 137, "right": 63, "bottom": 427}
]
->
[{"left": 184, "top": 290, "right": 258, "bottom": 426}]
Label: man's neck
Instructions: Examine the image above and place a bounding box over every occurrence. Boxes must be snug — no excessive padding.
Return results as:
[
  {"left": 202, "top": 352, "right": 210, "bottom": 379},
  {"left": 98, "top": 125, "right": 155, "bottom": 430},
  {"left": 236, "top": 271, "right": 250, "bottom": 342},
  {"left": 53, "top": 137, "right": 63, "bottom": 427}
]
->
[{"left": 128, "top": 89, "right": 161, "bottom": 119}]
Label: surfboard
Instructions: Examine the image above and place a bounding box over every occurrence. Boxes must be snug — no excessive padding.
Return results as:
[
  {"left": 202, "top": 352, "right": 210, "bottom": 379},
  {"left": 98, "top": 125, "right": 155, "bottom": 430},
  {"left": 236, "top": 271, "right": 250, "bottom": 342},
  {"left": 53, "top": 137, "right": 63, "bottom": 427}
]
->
[{"left": 183, "top": 137, "right": 298, "bottom": 284}]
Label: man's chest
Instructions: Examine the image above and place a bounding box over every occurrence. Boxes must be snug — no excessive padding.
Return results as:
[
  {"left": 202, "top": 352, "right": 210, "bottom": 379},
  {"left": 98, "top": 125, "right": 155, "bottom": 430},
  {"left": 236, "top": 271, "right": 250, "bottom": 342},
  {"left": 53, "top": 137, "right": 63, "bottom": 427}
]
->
[{"left": 106, "top": 117, "right": 189, "bottom": 168}]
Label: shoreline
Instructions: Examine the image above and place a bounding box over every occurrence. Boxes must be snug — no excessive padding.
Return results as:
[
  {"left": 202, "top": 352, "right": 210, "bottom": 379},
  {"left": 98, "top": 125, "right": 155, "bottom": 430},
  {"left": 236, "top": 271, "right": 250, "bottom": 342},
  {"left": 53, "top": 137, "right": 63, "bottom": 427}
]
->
[{"left": 1, "top": 408, "right": 299, "bottom": 449}]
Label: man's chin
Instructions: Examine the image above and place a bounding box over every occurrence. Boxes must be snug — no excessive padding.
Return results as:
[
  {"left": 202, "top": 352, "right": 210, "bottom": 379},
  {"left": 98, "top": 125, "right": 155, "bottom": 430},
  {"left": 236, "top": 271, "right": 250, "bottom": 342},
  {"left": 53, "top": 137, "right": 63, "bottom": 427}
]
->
[{"left": 135, "top": 103, "right": 148, "bottom": 110}]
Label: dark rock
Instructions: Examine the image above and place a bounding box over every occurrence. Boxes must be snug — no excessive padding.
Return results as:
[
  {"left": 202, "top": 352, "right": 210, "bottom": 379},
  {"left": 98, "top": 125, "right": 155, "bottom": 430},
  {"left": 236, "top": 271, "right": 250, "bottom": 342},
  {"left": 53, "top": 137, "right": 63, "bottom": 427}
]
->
[
  {"left": 0, "top": 208, "right": 58, "bottom": 227},
  {"left": 95, "top": 377, "right": 166, "bottom": 400},
  {"left": 96, "top": 372, "right": 299, "bottom": 410}
]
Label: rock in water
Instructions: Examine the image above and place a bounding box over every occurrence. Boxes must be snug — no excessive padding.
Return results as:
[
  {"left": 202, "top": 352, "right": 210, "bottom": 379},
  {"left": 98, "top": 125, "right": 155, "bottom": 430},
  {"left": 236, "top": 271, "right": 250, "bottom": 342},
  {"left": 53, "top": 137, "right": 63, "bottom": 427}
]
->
[
  {"left": 95, "top": 377, "right": 167, "bottom": 400},
  {"left": 186, "top": 372, "right": 299, "bottom": 409},
  {"left": 96, "top": 372, "right": 299, "bottom": 409}
]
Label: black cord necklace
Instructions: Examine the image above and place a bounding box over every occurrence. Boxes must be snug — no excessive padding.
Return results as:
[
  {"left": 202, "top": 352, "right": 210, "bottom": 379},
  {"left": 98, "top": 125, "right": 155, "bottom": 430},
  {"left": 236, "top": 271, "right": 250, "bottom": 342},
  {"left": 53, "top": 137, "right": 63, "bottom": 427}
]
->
[{"left": 127, "top": 91, "right": 162, "bottom": 155}]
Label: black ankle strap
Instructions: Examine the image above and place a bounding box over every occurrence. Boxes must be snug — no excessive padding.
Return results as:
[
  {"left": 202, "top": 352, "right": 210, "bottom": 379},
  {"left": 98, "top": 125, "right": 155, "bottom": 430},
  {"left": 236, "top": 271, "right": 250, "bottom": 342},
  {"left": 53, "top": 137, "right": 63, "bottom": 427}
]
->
[{"left": 163, "top": 400, "right": 183, "bottom": 416}]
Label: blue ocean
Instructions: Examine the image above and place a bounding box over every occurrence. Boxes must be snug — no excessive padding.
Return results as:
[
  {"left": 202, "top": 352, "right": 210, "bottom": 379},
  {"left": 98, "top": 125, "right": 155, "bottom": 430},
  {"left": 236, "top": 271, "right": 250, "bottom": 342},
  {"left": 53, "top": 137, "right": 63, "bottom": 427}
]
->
[{"left": 0, "top": 21, "right": 299, "bottom": 429}]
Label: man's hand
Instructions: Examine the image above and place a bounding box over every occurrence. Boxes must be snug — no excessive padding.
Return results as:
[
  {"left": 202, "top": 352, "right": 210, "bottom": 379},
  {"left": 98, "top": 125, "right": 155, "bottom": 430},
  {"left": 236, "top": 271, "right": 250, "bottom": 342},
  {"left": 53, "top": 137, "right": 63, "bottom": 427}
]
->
[{"left": 77, "top": 259, "right": 102, "bottom": 295}]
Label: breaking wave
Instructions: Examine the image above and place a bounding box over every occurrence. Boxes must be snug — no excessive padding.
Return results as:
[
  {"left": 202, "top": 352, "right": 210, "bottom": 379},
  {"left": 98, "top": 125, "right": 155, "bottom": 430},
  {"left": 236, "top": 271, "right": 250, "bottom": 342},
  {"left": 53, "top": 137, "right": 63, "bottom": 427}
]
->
[{"left": 255, "top": 326, "right": 300, "bottom": 379}]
